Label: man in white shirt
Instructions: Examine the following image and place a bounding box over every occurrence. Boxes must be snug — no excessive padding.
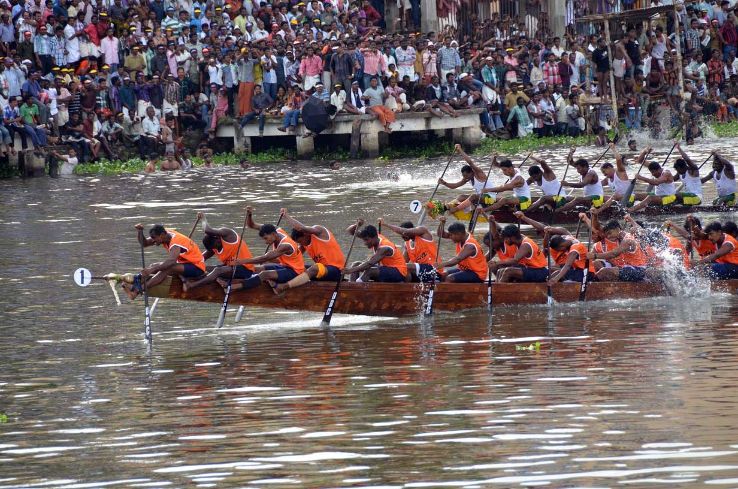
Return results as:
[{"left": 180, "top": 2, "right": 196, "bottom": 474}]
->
[
  {"left": 62, "top": 16, "right": 80, "bottom": 65},
  {"left": 140, "top": 106, "right": 161, "bottom": 157},
  {"left": 330, "top": 83, "right": 346, "bottom": 112}
]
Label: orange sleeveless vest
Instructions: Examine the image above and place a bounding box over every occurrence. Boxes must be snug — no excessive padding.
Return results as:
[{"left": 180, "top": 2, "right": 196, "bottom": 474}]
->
[
  {"left": 165, "top": 230, "right": 206, "bottom": 272},
  {"left": 215, "top": 234, "right": 254, "bottom": 270},
  {"left": 304, "top": 226, "right": 345, "bottom": 269},
  {"left": 456, "top": 234, "right": 489, "bottom": 280},
  {"left": 377, "top": 234, "right": 408, "bottom": 276},
  {"left": 717, "top": 234, "right": 738, "bottom": 265},
  {"left": 518, "top": 237, "right": 547, "bottom": 268},
  {"left": 275, "top": 228, "right": 306, "bottom": 274}
]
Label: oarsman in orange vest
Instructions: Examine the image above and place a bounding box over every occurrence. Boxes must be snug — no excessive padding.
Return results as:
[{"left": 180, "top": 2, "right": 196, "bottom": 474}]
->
[
  {"left": 697, "top": 222, "right": 738, "bottom": 279},
  {"left": 483, "top": 215, "right": 518, "bottom": 280},
  {"left": 665, "top": 216, "right": 717, "bottom": 260},
  {"left": 496, "top": 225, "right": 549, "bottom": 282},
  {"left": 547, "top": 236, "right": 595, "bottom": 285},
  {"left": 378, "top": 218, "right": 442, "bottom": 282},
  {"left": 586, "top": 219, "right": 649, "bottom": 282},
  {"left": 344, "top": 222, "right": 408, "bottom": 282},
  {"left": 274, "top": 208, "right": 346, "bottom": 293},
  {"left": 436, "top": 218, "right": 489, "bottom": 283},
  {"left": 122, "top": 223, "right": 206, "bottom": 300},
  {"left": 182, "top": 212, "right": 255, "bottom": 292},
  {"left": 623, "top": 214, "right": 689, "bottom": 270},
  {"left": 223, "top": 207, "right": 306, "bottom": 291}
]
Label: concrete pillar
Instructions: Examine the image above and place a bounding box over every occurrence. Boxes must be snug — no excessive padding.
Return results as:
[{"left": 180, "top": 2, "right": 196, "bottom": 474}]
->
[
  {"left": 420, "top": 0, "right": 437, "bottom": 34},
  {"left": 385, "top": 0, "right": 399, "bottom": 33},
  {"left": 362, "top": 131, "right": 380, "bottom": 157},
  {"left": 549, "top": 0, "right": 567, "bottom": 37},
  {"left": 296, "top": 135, "right": 314, "bottom": 158},
  {"left": 451, "top": 127, "right": 463, "bottom": 143},
  {"left": 462, "top": 126, "right": 482, "bottom": 149}
]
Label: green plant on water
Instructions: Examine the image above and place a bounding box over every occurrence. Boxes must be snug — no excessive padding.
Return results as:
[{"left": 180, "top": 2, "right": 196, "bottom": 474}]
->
[{"left": 0, "top": 413, "right": 8, "bottom": 423}]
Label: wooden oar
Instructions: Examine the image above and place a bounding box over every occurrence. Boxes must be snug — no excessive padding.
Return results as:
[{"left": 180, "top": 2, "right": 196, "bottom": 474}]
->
[
  {"left": 517, "top": 152, "right": 532, "bottom": 169},
  {"left": 418, "top": 152, "right": 455, "bottom": 227},
  {"left": 487, "top": 267, "right": 493, "bottom": 312},
  {"left": 424, "top": 231, "right": 444, "bottom": 316},
  {"left": 590, "top": 144, "right": 613, "bottom": 170},
  {"left": 138, "top": 228, "right": 152, "bottom": 344},
  {"left": 216, "top": 211, "right": 254, "bottom": 329},
  {"left": 619, "top": 147, "right": 655, "bottom": 208},
  {"left": 468, "top": 159, "right": 497, "bottom": 233},
  {"left": 321, "top": 219, "right": 360, "bottom": 326},
  {"left": 579, "top": 213, "right": 592, "bottom": 301}
]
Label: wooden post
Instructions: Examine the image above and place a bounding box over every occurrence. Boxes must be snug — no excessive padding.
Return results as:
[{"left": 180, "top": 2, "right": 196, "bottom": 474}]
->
[
  {"left": 672, "top": 4, "right": 686, "bottom": 108},
  {"left": 603, "top": 18, "right": 619, "bottom": 128}
]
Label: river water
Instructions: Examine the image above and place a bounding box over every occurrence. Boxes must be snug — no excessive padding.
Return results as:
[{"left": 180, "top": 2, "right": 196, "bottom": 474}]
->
[{"left": 3, "top": 141, "right": 738, "bottom": 488}]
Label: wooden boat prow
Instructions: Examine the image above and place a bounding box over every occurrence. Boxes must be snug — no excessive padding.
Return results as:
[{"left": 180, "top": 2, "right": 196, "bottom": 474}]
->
[{"left": 147, "top": 277, "right": 738, "bottom": 318}]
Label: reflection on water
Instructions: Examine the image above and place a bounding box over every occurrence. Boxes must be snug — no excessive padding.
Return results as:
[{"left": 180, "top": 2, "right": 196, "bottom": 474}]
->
[{"left": 2, "top": 142, "right": 738, "bottom": 487}]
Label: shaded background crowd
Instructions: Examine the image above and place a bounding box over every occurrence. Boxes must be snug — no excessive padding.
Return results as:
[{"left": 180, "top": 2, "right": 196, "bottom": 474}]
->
[{"left": 0, "top": 0, "right": 736, "bottom": 174}]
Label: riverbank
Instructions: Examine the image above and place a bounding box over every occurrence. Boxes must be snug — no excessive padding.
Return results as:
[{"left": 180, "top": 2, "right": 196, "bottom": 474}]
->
[{"left": 61, "top": 120, "right": 738, "bottom": 175}]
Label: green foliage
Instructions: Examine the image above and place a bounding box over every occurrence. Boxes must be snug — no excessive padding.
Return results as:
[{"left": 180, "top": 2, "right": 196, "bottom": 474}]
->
[
  {"left": 74, "top": 158, "right": 148, "bottom": 175},
  {"left": 711, "top": 121, "right": 738, "bottom": 138},
  {"left": 0, "top": 413, "right": 8, "bottom": 423},
  {"left": 476, "top": 134, "right": 590, "bottom": 156}
]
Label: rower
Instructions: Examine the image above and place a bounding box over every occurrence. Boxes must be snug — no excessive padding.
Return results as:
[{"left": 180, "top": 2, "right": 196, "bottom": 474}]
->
[
  {"left": 702, "top": 151, "right": 736, "bottom": 206},
  {"left": 122, "top": 223, "right": 206, "bottom": 300},
  {"left": 557, "top": 155, "right": 605, "bottom": 213},
  {"left": 673, "top": 142, "right": 703, "bottom": 206},
  {"left": 438, "top": 144, "right": 495, "bottom": 212},
  {"left": 513, "top": 210, "right": 576, "bottom": 273},
  {"left": 482, "top": 214, "right": 518, "bottom": 279},
  {"left": 624, "top": 215, "right": 689, "bottom": 270},
  {"left": 547, "top": 235, "right": 594, "bottom": 285},
  {"left": 524, "top": 154, "right": 567, "bottom": 212},
  {"left": 436, "top": 217, "right": 489, "bottom": 283},
  {"left": 587, "top": 219, "right": 648, "bottom": 282},
  {"left": 273, "top": 208, "right": 346, "bottom": 293},
  {"left": 697, "top": 221, "right": 738, "bottom": 279},
  {"left": 494, "top": 225, "right": 549, "bottom": 283},
  {"left": 630, "top": 158, "right": 677, "bottom": 212},
  {"left": 182, "top": 211, "right": 254, "bottom": 291},
  {"left": 481, "top": 158, "right": 532, "bottom": 212},
  {"left": 598, "top": 144, "right": 647, "bottom": 212},
  {"left": 223, "top": 207, "right": 306, "bottom": 291},
  {"left": 378, "top": 218, "right": 442, "bottom": 282},
  {"left": 344, "top": 222, "right": 408, "bottom": 282},
  {"left": 665, "top": 216, "right": 717, "bottom": 259}
]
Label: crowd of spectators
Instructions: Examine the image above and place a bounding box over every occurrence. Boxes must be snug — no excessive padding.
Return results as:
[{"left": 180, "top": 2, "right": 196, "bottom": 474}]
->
[{"left": 3, "top": 0, "right": 738, "bottom": 172}]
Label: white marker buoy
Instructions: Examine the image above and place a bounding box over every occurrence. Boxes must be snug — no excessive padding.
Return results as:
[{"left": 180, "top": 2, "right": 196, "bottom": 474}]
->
[
  {"left": 410, "top": 200, "right": 422, "bottom": 214},
  {"left": 73, "top": 268, "right": 93, "bottom": 287}
]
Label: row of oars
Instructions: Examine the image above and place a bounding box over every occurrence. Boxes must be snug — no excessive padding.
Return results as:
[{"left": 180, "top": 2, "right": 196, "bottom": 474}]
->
[{"left": 133, "top": 136, "right": 711, "bottom": 345}]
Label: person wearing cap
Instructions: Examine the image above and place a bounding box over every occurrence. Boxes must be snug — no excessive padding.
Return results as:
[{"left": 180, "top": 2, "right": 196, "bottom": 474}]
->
[
  {"left": 17, "top": 31, "right": 35, "bottom": 67},
  {"left": 125, "top": 45, "right": 147, "bottom": 74},
  {"left": 162, "top": 7, "right": 181, "bottom": 35},
  {"left": 437, "top": 36, "right": 461, "bottom": 84}
]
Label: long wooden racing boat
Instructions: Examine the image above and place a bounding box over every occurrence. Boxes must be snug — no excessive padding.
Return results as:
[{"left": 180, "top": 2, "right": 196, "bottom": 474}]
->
[
  {"left": 147, "top": 276, "right": 738, "bottom": 317},
  {"left": 452, "top": 205, "right": 738, "bottom": 225}
]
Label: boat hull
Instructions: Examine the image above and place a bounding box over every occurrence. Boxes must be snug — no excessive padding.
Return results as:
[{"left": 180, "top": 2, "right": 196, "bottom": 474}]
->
[
  {"left": 452, "top": 205, "right": 738, "bottom": 225},
  {"left": 147, "top": 277, "right": 738, "bottom": 317}
]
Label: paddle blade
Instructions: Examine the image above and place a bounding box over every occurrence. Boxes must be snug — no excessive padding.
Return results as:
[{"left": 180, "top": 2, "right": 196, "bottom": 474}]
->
[
  {"left": 235, "top": 306, "right": 245, "bottom": 322},
  {"left": 620, "top": 180, "right": 636, "bottom": 208},
  {"left": 321, "top": 290, "right": 339, "bottom": 325},
  {"left": 579, "top": 268, "right": 589, "bottom": 302},
  {"left": 424, "top": 285, "right": 435, "bottom": 316},
  {"left": 144, "top": 307, "right": 152, "bottom": 343}
]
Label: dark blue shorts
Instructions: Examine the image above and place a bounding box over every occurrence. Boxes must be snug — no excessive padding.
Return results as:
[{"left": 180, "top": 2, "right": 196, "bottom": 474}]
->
[
  {"left": 315, "top": 264, "right": 342, "bottom": 282},
  {"left": 264, "top": 264, "right": 298, "bottom": 283},
  {"left": 377, "top": 266, "right": 406, "bottom": 282},
  {"left": 619, "top": 266, "right": 646, "bottom": 282},
  {"left": 521, "top": 267, "right": 548, "bottom": 282},
  {"left": 182, "top": 263, "right": 206, "bottom": 278},
  {"left": 446, "top": 268, "right": 483, "bottom": 283},
  {"left": 416, "top": 263, "right": 442, "bottom": 283},
  {"left": 710, "top": 263, "right": 738, "bottom": 279},
  {"left": 233, "top": 265, "right": 254, "bottom": 279},
  {"left": 562, "top": 268, "right": 585, "bottom": 282}
]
